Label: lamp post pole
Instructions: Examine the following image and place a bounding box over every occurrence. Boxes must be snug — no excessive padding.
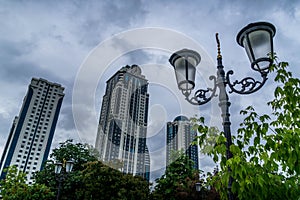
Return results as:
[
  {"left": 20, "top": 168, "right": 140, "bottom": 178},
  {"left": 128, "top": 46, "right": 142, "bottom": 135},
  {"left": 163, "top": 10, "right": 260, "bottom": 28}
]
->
[
  {"left": 169, "top": 22, "right": 276, "bottom": 200},
  {"left": 56, "top": 176, "right": 63, "bottom": 200},
  {"left": 215, "top": 34, "right": 234, "bottom": 200}
]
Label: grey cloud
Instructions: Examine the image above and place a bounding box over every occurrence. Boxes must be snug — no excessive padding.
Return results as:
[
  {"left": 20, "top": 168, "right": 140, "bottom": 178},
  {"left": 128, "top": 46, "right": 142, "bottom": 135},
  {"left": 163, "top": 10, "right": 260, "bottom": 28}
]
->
[
  {"left": 62, "top": 0, "right": 148, "bottom": 47},
  {"left": 57, "top": 105, "right": 76, "bottom": 131},
  {"left": 199, "top": 155, "right": 215, "bottom": 173},
  {"left": 0, "top": 40, "right": 35, "bottom": 58},
  {"left": 150, "top": 168, "right": 165, "bottom": 182},
  {"left": 0, "top": 37, "right": 55, "bottom": 84},
  {"left": 0, "top": 59, "right": 58, "bottom": 84},
  {"left": 0, "top": 115, "right": 13, "bottom": 142},
  {"left": 147, "top": 128, "right": 166, "bottom": 152}
]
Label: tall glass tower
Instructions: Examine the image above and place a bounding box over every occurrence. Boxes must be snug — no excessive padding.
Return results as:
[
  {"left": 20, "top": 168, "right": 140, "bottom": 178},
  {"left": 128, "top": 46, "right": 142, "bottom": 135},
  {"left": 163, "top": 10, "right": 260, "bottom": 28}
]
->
[
  {"left": 95, "top": 65, "right": 150, "bottom": 181},
  {"left": 0, "top": 78, "right": 64, "bottom": 184},
  {"left": 166, "top": 115, "right": 199, "bottom": 169}
]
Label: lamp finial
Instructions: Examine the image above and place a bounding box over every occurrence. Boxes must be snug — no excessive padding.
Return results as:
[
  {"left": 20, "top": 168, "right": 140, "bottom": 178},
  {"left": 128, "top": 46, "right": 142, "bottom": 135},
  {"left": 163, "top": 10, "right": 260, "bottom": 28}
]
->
[{"left": 216, "top": 33, "right": 222, "bottom": 59}]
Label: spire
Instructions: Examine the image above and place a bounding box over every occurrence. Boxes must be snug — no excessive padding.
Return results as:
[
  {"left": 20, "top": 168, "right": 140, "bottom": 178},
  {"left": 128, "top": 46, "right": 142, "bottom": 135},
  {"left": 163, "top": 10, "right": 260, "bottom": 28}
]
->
[{"left": 216, "top": 33, "right": 222, "bottom": 59}]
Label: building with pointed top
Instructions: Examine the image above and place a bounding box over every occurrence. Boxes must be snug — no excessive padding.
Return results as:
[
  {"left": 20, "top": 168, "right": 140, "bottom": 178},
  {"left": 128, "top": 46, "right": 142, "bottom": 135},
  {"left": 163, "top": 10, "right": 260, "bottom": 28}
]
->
[{"left": 95, "top": 65, "right": 150, "bottom": 181}]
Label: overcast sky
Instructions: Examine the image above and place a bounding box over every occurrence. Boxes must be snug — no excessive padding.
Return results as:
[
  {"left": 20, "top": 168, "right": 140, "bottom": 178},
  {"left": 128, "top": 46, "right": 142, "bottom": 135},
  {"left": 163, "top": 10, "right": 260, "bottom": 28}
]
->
[{"left": 0, "top": 0, "right": 299, "bottom": 182}]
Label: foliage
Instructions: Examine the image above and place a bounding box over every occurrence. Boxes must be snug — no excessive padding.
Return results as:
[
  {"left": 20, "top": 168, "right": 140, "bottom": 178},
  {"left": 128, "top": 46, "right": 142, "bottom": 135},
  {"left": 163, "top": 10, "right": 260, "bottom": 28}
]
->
[
  {"left": 34, "top": 139, "right": 99, "bottom": 200},
  {"left": 0, "top": 166, "right": 54, "bottom": 200},
  {"left": 35, "top": 139, "right": 150, "bottom": 200},
  {"left": 50, "top": 139, "right": 99, "bottom": 171},
  {"left": 194, "top": 60, "right": 300, "bottom": 199},
  {"left": 151, "top": 151, "right": 215, "bottom": 200},
  {"left": 76, "top": 161, "right": 150, "bottom": 200}
]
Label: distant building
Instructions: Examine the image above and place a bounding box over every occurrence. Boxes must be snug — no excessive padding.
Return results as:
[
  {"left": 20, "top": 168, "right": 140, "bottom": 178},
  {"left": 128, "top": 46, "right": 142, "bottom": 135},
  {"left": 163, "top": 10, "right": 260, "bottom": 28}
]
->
[
  {"left": 166, "top": 115, "right": 199, "bottom": 169},
  {"left": 0, "top": 78, "right": 64, "bottom": 184},
  {"left": 95, "top": 65, "right": 150, "bottom": 181}
]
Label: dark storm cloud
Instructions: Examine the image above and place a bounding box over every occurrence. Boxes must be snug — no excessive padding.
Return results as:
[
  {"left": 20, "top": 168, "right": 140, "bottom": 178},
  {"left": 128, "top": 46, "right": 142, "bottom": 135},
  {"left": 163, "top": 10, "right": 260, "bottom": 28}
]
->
[
  {"left": 0, "top": 38, "right": 67, "bottom": 88},
  {"left": 0, "top": 59, "right": 58, "bottom": 84},
  {"left": 59, "top": 0, "right": 147, "bottom": 47},
  {"left": 57, "top": 104, "right": 76, "bottom": 131},
  {"left": 55, "top": 79, "right": 77, "bottom": 132}
]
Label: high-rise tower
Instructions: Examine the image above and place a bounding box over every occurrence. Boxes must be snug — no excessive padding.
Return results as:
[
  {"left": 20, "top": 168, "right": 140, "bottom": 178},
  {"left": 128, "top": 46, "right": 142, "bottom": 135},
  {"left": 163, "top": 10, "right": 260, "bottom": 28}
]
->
[
  {"left": 166, "top": 115, "right": 199, "bottom": 169},
  {"left": 95, "top": 65, "right": 150, "bottom": 181},
  {"left": 0, "top": 78, "right": 64, "bottom": 184}
]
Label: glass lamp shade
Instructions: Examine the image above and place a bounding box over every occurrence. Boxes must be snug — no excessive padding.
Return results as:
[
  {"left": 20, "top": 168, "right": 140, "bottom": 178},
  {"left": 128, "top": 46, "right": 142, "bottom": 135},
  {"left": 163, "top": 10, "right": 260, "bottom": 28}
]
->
[
  {"left": 169, "top": 49, "right": 201, "bottom": 91},
  {"left": 54, "top": 162, "right": 63, "bottom": 174},
  {"left": 195, "top": 182, "right": 201, "bottom": 192},
  {"left": 237, "top": 22, "right": 276, "bottom": 72},
  {"left": 65, "top": 159, "right": 74, "bottom": 173}
]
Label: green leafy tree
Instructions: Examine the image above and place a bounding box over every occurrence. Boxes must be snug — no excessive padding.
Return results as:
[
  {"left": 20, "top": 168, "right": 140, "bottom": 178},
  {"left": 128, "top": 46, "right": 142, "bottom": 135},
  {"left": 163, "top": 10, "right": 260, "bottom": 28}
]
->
[
  {"left": 34, "top": 139, "right": 99, "bottom": 200},
  {"left": 151, "top": 151, "right": 204, "bottom": 200},
  {"left": 76, "top": 161, "right": 150, "bottom": 200},
  {"left": 195, "top": 59, "right": 300, "bottom": 199},
  {"left": 0, "top": 165, "right": 54, "bottom": 200}
]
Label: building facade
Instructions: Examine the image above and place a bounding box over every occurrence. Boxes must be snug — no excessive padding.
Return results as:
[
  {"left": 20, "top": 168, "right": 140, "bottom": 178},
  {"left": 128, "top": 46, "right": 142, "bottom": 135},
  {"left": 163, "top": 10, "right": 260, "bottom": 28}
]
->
[
  {"left": 166, "top": 115, "right": 199, "bottom": 169},
  {"left": 0, "top": 78, "right": 64, "bottom": 184},
  {"left": 95, "top": 65, "right": 150, "bottom": 181}
]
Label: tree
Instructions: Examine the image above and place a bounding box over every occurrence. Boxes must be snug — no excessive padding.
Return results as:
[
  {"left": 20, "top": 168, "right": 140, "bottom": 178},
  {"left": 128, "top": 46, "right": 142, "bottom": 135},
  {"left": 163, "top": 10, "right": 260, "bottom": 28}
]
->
[
  {"left": 151, "top": 151, "right": 206, "bottom": 200},
  {"left": 0, "top": 165, "right": 54, "bottom": 200},
  {"left": 76, "top": 161, "right": 150, "bottom": 200},
  {"left": 35, "top": 139, "right": 150, "bottom": 200},
  {"left": 195, "top": 59, "right": 300, "bottom": 199},
  {"left": 34, "top": 139, "right": 99, "bottom": 200}
]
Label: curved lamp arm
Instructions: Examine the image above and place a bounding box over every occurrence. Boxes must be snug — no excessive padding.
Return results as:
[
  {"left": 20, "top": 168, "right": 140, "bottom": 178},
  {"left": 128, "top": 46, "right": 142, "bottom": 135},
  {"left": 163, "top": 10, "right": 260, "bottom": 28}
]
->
[
  {"left": 226, "top": 70, "right": 268, "bottom": 95},
  {"left": 182, "top": 75, "right": 217, "bottom": 105}
]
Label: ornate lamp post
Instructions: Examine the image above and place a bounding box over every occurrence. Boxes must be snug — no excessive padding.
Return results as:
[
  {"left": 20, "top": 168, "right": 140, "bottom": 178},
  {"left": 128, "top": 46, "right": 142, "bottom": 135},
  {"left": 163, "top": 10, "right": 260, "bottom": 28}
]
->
[
  {"left": 169, "top": 22, "right": 276, "bottom": 200},
  {"left": 55, "top": 159, "right": 74, "bottom": 200}
]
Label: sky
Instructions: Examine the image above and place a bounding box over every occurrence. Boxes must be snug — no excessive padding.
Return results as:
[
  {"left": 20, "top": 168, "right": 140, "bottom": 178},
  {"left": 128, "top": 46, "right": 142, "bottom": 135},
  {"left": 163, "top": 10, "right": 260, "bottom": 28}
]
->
[{"left": 0, "top": 0, "right": 299, "bottom": 182}]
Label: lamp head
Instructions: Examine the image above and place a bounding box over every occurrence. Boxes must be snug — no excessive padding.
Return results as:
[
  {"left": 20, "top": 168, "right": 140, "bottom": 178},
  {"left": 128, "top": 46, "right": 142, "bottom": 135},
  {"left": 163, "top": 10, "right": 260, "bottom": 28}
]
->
[
  {"left": 54, "top": 162, "right": 63, "bottom": 174},
  {"left": 237, "top": 22, "right": 276, "bottom": 72},
  {"left": 195, "top": 182, "right": 201, "bottom": 192},
  {"left": 65, "top": 159, "right": 74, "bottom": 173},
  {"left": 169, "top": 49, "right": 201, "bottom": 92}
]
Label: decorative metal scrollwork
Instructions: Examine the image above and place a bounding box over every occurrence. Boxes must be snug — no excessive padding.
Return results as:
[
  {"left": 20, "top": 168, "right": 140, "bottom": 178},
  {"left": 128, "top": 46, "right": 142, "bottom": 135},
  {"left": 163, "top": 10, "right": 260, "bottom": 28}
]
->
[
  {"left": 226, "top": 70, "right": 268, "bottom": 94},
  {"left": 183, "top": 75, "right": 218, "bottom": 105}
]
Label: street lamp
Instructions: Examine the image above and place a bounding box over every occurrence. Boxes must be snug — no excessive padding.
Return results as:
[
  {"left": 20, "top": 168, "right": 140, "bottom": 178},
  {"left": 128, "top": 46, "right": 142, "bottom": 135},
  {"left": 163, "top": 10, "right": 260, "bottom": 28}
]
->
[
  {"left": 55, "top": 159, "right": 74, "bottom": 200},
  {"left": 195, "top": 182, "right": 211, "bottom": 199},
  {"left": 195, "top": 182, "right": 201, "bottom": 192},
  {"left": 169, "top": 22, "right": 276, "bottom": 200}
]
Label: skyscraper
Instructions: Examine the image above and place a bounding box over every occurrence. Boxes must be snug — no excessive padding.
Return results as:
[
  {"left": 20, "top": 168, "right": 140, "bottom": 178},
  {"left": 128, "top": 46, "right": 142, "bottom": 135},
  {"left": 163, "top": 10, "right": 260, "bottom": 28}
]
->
[
  {"left": 0, "top": 78, "right": 64, "bottom": 184},
  {"left": 95, "top": 65, "right": 150, "bottom": 181},
  {"left": 166, "top": 115, "right": 199, "bottom": 169}
]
